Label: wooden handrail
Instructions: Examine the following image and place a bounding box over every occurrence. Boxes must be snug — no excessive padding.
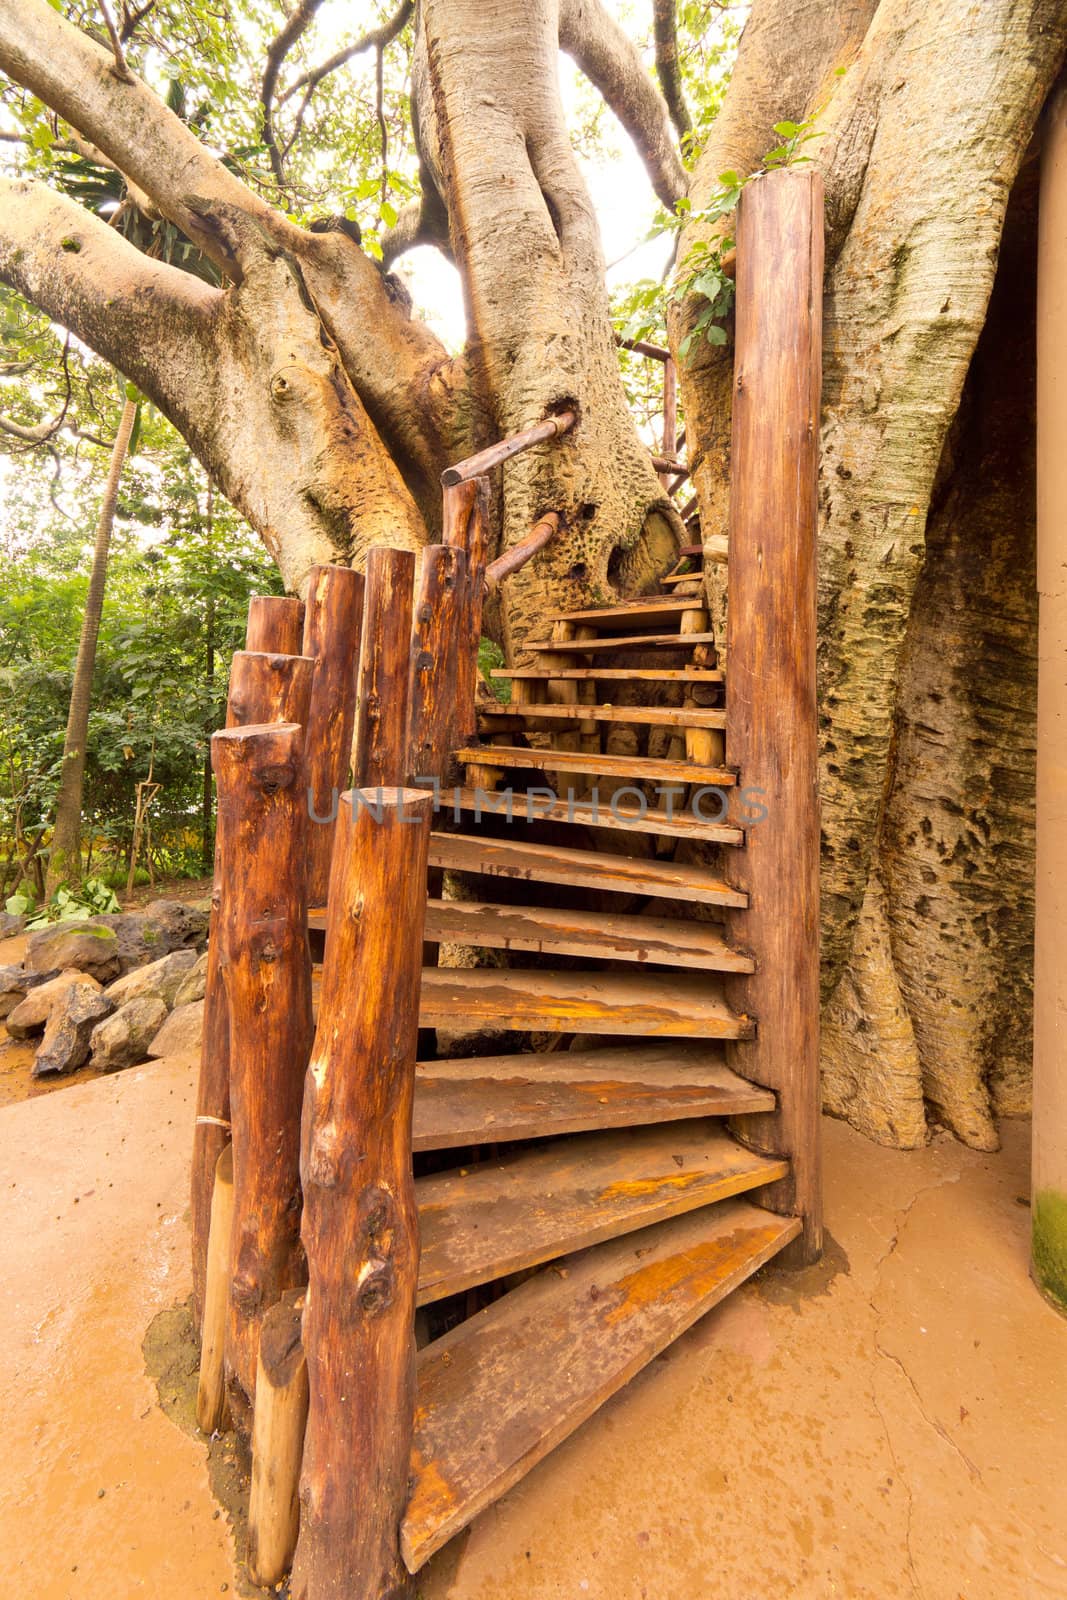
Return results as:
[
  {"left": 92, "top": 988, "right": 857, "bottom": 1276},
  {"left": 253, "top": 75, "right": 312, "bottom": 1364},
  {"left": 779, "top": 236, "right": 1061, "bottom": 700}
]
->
[
  {"left": 442, "top": 411, "right": 576, "bottom": 486},
  {"left": 616, "top": 335, "right": 671, "bottom": 362},
  {"left": 650, "top": 453, "right": 689, "bottom": 480},
  {"left": 484, "top": 511, "right": 561, "bottom": 593}
]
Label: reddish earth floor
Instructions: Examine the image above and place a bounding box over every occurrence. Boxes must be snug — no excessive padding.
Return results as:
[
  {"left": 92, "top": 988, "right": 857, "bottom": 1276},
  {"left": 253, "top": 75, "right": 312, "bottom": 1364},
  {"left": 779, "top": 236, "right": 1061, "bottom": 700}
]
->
[{"left": 1, "top": 1054, "right": 1065, "bottom": 1599}]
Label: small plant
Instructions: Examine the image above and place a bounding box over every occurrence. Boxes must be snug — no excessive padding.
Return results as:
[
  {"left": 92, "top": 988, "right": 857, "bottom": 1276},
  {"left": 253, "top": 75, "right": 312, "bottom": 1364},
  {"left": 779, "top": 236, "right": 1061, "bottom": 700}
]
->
[{"left": 19, "top": 875, "right": 121, "bottom": 928}]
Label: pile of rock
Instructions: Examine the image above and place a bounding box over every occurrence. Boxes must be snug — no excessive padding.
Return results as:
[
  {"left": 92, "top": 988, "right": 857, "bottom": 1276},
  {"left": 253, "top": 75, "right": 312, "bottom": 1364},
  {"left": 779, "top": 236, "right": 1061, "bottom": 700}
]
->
[{"left": 0, "top": 899, "right": 209, "bottom": 1077}]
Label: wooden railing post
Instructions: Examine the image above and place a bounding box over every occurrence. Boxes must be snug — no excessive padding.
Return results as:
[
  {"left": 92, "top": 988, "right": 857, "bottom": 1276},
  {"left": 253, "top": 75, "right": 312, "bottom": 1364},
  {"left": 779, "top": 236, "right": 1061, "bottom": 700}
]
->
[
  {"left": 212, "top": 721, "right": 314, "bottom": 1432},
  {"left": 191, "top": 649, "right": 314, "bottom": 1326},
  {"left": 443, "top": 476, "right": 490, "bottom": 745},
  {"left": 247, "top": 594, "right": 306, "bottom": 655},
  {"left": 291, "top": 788, "right": 433, "bottom": 1600},
  {"left": 407, "top": 544, "right": 467, "bottom": 783},
  {"left": 724, "top": 167, "right": 824, "bottom": 1265},
  {"left": 354, "top": 547, "right": 415, "bottom": 788},
  {"left": 302, "top": 564, "right": 365, "bottom": 907}
]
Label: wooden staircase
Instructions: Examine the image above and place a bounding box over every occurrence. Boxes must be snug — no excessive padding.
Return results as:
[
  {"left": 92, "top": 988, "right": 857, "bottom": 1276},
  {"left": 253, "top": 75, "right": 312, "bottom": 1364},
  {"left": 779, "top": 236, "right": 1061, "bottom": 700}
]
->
[{"left": 192, "top": 168, "right": 824, "bottom": 1599}]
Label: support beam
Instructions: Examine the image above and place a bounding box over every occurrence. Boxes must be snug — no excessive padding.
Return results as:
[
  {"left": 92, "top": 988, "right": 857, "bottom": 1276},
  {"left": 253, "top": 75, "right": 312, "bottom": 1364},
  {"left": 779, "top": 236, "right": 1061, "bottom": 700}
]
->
[
  {"left": 302, "top": 565, "right": 365, "bottom": 906},
  {"left": 249, "top": 1288, "right": 310, "bottom": 1587},
  {"left": 443, "top": 476, "right": 490, "bottom": 745},
  {"left": 723, "top": 167, "right": 824, "bottom": 1264},
  {"left": 353, "top": 547, "right": 415, "bottom": 788},
  {"left": 407, "top": 544, "right": 466, "bottom": 783},
  {"left": 291, "top": 789, "right": 433, "bottom": 1600}
]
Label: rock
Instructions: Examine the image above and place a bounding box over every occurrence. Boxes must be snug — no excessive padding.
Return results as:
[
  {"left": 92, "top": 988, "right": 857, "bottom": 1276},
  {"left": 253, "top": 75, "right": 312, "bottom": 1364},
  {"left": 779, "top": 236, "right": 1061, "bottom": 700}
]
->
[
  {"left": 143, "top": 899, "right": 210, "bottom": 950},
  {"left": 173, "top": 949, "right": 210, "bottom": 1007},
  {"left": 0, "top": 963, "right": 60, "bottom": 1021},
  {"left": 89, "top": 996, "right": 169, "bottom": 1072},
  {"left": 147, "top": 998, "right": 205, "bottom": 1060},
  {"left": 0, "top": 912, "right": 25, "bottom": 940},
  {"left": 24, "top": 922, "right": 121, "bottom": 983},
  {"left": 105, "top": 949, "right": 196, "bottom": 1010},
  {"left": 6, "top": 969, "right": 103, "bottom": 1039},
  {"left": 33, "top": 985, "right": 113, "bottom": 1077},
  {"left": 89, "top": 900, "right": 210, "bottom": 974}
]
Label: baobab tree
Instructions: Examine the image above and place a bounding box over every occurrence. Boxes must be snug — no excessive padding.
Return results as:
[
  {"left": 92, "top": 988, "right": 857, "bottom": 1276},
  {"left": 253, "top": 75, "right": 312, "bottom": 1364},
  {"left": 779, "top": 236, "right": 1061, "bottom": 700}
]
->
[{"left": 0, "top": 0, "right": 1063, "bottom": 1151}]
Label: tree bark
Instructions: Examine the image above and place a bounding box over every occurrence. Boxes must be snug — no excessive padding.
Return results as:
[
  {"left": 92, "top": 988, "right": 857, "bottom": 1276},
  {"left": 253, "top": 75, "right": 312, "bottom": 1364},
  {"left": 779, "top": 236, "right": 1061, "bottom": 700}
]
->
[{"left": 46, "top": 392, "right": 137, "bottom": 895}]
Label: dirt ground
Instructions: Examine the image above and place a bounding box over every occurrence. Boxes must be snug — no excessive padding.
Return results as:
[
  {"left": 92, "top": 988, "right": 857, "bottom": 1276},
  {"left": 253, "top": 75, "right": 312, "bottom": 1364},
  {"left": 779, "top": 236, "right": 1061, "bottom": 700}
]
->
[{"left": 1, "top": 1054, "right": 1065, "bottom": 1600}]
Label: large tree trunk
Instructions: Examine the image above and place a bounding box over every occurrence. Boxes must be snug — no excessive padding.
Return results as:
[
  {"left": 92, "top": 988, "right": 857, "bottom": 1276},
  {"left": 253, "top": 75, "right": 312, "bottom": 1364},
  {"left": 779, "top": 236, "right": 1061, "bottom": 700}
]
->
[
  {"left": 46, "top": 392, "right": 137, "bottom": 895},
  {"left": 672, "top": 0, "right": 1065, "bottom": 1149}
]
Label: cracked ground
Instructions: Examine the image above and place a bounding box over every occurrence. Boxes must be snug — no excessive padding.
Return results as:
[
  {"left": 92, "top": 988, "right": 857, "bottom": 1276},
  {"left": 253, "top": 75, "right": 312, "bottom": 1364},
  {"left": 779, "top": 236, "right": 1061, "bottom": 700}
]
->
[{"left": 1, "top": 1056, "right": 1064, "bottom": 1598}]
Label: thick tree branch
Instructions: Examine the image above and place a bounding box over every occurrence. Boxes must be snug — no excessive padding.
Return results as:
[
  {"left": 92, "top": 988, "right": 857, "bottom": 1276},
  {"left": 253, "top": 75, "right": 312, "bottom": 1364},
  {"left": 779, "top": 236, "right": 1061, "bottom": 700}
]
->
[
  {"left": 652, "top": 0, "right": 691, "bottom": 141},
  {"left": 558, "top": 0, "right": 685, "bottom": 208}
]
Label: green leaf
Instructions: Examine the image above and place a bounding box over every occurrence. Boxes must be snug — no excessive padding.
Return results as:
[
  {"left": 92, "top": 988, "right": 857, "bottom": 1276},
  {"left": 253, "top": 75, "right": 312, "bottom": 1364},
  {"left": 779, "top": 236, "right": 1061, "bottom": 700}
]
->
[
  {"left": 380, "top": 200, "right": 399, "bottom": 229},
  {"left": 704, "top": 325, "right": 728, "bottom": 346},
  {"left": 773, "top": 121, "right": 799, "bottom": 139}
]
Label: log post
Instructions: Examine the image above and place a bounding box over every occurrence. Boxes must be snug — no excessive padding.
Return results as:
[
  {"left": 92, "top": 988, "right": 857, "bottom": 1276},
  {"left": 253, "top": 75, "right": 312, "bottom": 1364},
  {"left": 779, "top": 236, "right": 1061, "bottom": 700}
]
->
[
  {"left": 407, "top": 544, "right": 467, "bottom": 784},
  {"left": 443, "top": 476, "right": 490, "bottom": 745},
  {"left": 212, "top": 722, "right": 314, "bottom": 1432},
  {"left": 249, "top": 1288, "right": 310, "bottom": 1587},
  {"left": 723, "top": 168, "right": 824, "bottom": 1265},
  {"left": 291, "top": 789, "right": 433, "bottom": 1600},
  {"left": 246, "top": 595, "right": 306, "bottom": 655},
  {"left": 196, "top": 1142, "right": 234, "bottom": 1435},
  {"left": 354, "top": 547, "right": 416, "bottom": 788},
  {"left": 191, "top": 651, "right": 314, "bottom": 1325},
  {"left": 302, "top": 565, "right": 365, "bottom": 908}
]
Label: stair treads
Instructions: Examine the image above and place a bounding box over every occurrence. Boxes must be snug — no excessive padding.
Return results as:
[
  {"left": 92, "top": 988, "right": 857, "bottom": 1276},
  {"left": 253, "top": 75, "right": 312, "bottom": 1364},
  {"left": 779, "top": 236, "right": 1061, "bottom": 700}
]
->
[
  {"left": 403, "top": 1200, "right": 801, "bottom": 1568},
  {"left": 415, "top": 1122, "right": 785, "bottom": 1309},
  {"left": 446, "top": 787, "right": 744, "bottom": 845},
  {"left": 493, "top": 666, "right": 723, "bottom": 682},
  {"left": 527, "top": 631, "right": 716, "bottom": 653},
  {"left": 547, "top": 597, "right": 703, "bottom": 630},
  {"left": 423, "top": 897, "right": 754, "bottom": 971},
  {"left": 412, "top": 1045, "right": 775, "bottom": 1150},
  {"left": 418, "top": 967, "right": 754, "bottom": 1038},
  {"left": 428, "top": 831, "right": 747, "bottom": 905},
  {"left": 479, "top": 702, "right": 725, "bottom": 729},
  {"left": 454, "top": 744, "right": 735, "bottom": 786}
]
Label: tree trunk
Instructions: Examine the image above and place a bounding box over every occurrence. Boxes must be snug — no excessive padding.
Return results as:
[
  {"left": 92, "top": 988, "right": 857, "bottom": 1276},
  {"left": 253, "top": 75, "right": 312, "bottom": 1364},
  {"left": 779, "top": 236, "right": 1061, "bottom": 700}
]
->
[{"left": 46, "top": 392, "right": 137, "bottom": 895}]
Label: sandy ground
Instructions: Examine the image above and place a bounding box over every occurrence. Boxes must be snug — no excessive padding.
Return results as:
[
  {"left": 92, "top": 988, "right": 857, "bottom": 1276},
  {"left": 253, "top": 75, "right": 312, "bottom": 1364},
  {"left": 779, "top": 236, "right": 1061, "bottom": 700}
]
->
[{"left": 1, "top": 1056, "right": 1065, "bottom": 1599}]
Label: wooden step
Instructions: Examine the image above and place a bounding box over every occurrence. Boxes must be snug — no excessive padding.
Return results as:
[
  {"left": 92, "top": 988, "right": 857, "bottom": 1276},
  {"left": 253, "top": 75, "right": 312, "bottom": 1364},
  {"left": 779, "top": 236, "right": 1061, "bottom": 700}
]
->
[
  {"left": 444, "top": 787, "right": 744, "bottom": 845},
  {"left": 455, "top": 744, "right": 735, "bottom": 786},
  {"left": 403, "top": 1200, "right": 801, "bottom": 1568},
  {"left": 428, "top": 831, "right": 748, "bottom": 905},
  {"left": 418, "top": 966, "right": 754, "bottom": 1038},
  {"left": 492, "top": 666, "right": 722, "bottom": 683},
  {"left": 414, "top": 1122, "right": 784, "bottom": 1307},
  {"left": 527, "top": 631, "right": 716, "bottom": 654},
  {"left": 423, "top": 897, "right": 754, "bottom": 970},
  {"left": 412, "top": 1045, "right": 775, "bottom": 1150},
  {"left": 479, "top": 702, "right": 725, "bottom": 729},
  {"left": 661, "top": 570, "right": 703, "bottom": 586},
  {"left": 548, "top": 597, "right": 702, "bottom": 630}
]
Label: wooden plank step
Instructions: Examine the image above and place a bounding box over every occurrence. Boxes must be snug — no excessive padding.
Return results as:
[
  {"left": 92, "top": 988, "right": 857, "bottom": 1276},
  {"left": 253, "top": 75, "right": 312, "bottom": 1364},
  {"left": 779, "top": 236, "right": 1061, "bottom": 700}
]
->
[
  {"left": 428, "top": 831, "right": 747, "bottom": 905},
  {"left": 479, "top": 702, "right": 725, "bottom": 730},
  {"left": 527, "top": 631, "right": 716, "bottom": 653},
  {"left": 414, "top": 1122, "right": 784, "bottom": 1308},
  {"left": 403, "top": 1200, "right": 802, "bottom": 1568},
  {"left": 412, "top": 1045, "right": 775, "bottom": 1150},
  {"left": 455, "top": 745, "right": 735, "bottom": 786},
  {"left": 548, "top": 597, "right": 702, "bottom": 630},
  {"left": 444, "top": 787, "right": 744, "bottom": 845},
  {"left": 418, "top": 966, "right": 754, "bottom": 1038},
  {"left": 492, "top": 666, "right": 722, "bottom": 683},
  {"left": 422, "top": 897, "right": 754, "bottom": 970}
]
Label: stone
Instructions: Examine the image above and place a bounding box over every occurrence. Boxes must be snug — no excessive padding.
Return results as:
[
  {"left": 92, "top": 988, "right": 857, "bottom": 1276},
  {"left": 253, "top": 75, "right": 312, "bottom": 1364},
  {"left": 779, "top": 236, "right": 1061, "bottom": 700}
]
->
[
  {"left": 33, "top": 986, "right": 113, "bottom": 1077},
  {"left": 89, "top": 996, "right": 169, "bottom": 1072},
  {"left": 24, "top": 922, "right": 121, "bottom": 983},
  {"left": 0, "top": 912, "right": 25, "bottom": 940},
  {"left": 6, "top": 970, "right": 103, "bottom": 1039},
  {"left": 173, "top": 949, "right": 210, "bottom": 1007},
  {"left": 104, "top": 949, "right": 196, "bottom": 1010},
  {"left": 147, "top": 998, "right": 205, "bottom": 1060},
  {"left": 0, "top": 963, "right": 59, "bottom": 1021},
  {"left": 89, "top": 900, "right": 210, "bottom": 974},
  {"left": 142, "top": 899, "right": 210, "bottom": 950}
]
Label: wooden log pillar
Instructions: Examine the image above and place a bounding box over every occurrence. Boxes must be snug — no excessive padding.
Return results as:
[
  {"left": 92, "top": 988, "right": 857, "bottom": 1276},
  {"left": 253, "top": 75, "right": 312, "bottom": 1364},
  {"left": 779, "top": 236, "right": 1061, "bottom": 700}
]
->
[
  {"left": 196, "top": 1143, "right": 234, "bottom": 1434},
  {"left": 302, "top": 565, "right": 365, "bottom": 908},
  {"left": 354, "top": 547, "right": 415, "bottom": 788},
  {"left": 291, "top": 789, "right": 433, "bottom": 1600},
  {"left": 247, "top": 594, "right": 306, "bottom": 655},
  {"left": 407, "top": 544, "right": 467, "bottom": 784},
  {"left": 1034, "top": 87, "right": 1067, "bottom": 1317},
  {"left": 443, "top": 476, "right": 490, "bottom": 746},
  {"left": 191, "top": 650, "right": 314, "bottom": 1325},
  {"left": 723, "top": 167, "right": 824, "bottom": 1265},
  {"left": 212, "top": 721, "right": 314, "bottom": 1432},
  {"left": 249, "top": 1288, "right": 310, "bottom": 1586}
]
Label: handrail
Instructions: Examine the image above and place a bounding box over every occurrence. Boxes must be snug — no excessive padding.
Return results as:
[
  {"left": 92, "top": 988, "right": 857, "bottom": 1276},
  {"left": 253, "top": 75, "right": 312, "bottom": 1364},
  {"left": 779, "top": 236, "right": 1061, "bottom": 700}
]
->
[
  {"left": 442, "top": 410, "right": 576, "bottom": 486},
  {"left": 484, "top": 511, "right": 561, "bottom": 593}
]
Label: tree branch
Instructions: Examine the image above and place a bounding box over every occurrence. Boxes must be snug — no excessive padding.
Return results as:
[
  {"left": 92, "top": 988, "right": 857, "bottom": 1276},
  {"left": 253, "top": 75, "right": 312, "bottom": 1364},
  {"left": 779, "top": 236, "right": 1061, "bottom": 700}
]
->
[
  {"left": 652, "top": 0, "right": 692, "bottom": 142},
  {"left": 260, "top": 0, "right": 327, "bottom": 183},
  {"left": 278, "top": 3, "right": 413, "bottom": 106},
  {"left": 97, "top": 0, "right": 133, "bottom": 81},
  {"left": 558, "top": 0, "right": 685, "bottom": 209}
]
